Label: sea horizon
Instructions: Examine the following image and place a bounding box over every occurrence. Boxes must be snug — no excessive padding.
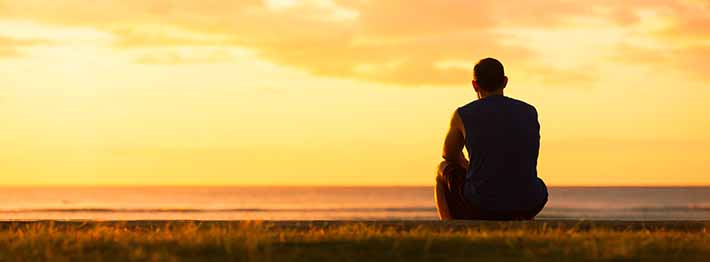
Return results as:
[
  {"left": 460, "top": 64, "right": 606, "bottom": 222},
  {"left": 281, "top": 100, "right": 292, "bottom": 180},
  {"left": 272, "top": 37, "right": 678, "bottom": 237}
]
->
[
  {"left": 3, "top": 185, "right": 710, "bottom": 188},
  {"left": 2, "top": 186, "right": 709, "bottom": 221}
]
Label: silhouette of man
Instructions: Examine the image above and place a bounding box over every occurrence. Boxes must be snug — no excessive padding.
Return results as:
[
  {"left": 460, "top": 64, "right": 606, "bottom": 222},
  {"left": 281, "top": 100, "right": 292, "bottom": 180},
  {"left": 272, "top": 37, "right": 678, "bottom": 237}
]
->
[{"left": 435, "top": 58, "right": 548, "bottom": 220}]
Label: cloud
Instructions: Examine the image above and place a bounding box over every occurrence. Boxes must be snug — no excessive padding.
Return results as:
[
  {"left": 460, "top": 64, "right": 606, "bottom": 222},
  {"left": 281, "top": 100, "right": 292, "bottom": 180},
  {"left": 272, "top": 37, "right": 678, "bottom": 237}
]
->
[
  {"left": 602, "top": 1, "right": 710, "bottom": 81},
  {"left": 613, "top": 43, "right": 710, "bottom": 81},
  {"left": 0, "top": 0, "right": 708, "bottom": 86},
  {"left": 110, "top": 27, "right": 234, "bottom": 48},
  {"left": 0, "top": 36, "right": 50, "bottom": 58},
  {"left": 134, "top": 49, "right": 235, "bottom": 65}
]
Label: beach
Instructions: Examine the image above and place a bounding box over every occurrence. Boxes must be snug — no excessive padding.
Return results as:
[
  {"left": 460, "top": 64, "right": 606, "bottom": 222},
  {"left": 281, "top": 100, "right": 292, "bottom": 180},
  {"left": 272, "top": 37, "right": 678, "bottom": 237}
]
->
[{"left": 1, "top": 220, "right": 708, "bottom": 261}]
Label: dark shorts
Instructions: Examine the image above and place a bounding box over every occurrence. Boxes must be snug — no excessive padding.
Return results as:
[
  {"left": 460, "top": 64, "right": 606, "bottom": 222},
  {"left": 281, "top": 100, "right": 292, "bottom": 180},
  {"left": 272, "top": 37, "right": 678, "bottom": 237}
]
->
[{"left": 436, "top": 161, "right": 546, "bottom": 220}]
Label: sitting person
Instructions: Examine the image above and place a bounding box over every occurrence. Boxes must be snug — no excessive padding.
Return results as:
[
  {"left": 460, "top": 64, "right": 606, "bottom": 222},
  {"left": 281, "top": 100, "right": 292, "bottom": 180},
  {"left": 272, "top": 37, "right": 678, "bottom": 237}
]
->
[{"left": 435, "top": 58, "right": 548, "bottom": 220}]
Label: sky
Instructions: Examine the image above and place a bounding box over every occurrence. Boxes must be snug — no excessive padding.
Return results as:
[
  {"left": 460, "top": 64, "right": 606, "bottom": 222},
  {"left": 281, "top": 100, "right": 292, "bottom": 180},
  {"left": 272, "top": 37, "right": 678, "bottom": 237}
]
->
[{"left": 1, "top": 0, "right": 709, "bottom": 186}]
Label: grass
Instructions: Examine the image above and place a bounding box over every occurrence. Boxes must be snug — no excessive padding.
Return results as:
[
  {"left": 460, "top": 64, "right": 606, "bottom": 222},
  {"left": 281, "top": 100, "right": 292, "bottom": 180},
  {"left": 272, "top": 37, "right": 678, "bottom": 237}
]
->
[{"left": 0, "top": 220, "right": 708, "bottom": 261}]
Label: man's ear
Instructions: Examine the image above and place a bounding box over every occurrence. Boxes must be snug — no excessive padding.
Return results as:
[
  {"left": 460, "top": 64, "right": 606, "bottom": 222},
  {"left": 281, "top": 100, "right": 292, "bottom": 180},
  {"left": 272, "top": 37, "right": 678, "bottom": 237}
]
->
[
  {"left": 501, "top": 76, "right": 508, "bottom": 89},
  {"left": 472, "top": 80, "right": 479, "bottom": 92}
]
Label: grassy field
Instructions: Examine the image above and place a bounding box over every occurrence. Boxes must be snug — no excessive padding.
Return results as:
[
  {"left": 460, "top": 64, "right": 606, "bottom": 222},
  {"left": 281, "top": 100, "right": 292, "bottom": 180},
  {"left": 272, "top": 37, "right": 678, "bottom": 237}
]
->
[{"left": 0, "top": 220, "right": 708, "bottom": 261}]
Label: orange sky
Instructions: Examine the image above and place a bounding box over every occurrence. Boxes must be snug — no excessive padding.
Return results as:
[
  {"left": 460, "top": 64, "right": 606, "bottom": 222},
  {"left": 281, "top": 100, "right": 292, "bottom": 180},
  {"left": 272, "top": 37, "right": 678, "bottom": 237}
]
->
[{"left": 1, "top": 0, "right": 709, "bottom": 186}]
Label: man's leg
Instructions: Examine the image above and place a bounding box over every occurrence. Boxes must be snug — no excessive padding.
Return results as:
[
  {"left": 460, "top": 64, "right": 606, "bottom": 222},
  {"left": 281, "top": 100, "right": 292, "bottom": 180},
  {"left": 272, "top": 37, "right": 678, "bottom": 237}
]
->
[
  {"left": 435, "top": 176, "right": 453, "bottom": 220},
  {"left": 435, "top": 161, "right": 472, "bottom": 220},
  {"left": 435, "top": 161, "right": 454, "bottom": 219},
  {"left": 522, "top": 195, "right": 548, "bottom": 220}
]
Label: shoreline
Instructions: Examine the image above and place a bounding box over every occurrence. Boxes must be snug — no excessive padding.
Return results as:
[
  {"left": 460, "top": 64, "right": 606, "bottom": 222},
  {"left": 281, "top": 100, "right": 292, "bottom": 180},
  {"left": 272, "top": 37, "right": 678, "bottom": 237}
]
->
[{"left": 2, "top": 219, "right": 710, "bottom": 228}]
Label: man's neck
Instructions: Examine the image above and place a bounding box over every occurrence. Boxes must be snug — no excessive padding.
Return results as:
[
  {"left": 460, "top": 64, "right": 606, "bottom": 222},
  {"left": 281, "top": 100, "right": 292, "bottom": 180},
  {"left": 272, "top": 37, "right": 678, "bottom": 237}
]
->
[{"left": 477, "top": 90, "right": 504, "bottom": 99}]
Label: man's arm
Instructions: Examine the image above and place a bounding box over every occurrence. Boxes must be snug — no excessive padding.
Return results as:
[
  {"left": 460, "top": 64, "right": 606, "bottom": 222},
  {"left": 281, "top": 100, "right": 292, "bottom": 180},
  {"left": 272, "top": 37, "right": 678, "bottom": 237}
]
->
[{"left": 442, "top": 110, "right": 468, "bottom": 168}]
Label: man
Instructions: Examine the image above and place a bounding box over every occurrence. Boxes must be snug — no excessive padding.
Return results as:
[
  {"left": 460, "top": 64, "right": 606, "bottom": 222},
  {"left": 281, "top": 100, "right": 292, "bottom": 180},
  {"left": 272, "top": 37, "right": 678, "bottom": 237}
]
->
[{"left": 435, "top": 58, "right": 548, "bottom": 220}]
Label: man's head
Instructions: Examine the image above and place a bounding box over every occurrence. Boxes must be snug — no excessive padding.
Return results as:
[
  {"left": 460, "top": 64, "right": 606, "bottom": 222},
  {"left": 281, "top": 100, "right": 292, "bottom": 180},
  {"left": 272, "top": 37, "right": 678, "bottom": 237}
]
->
[{"left": 472, "top": 58, "right": 508, "bottom": 94}]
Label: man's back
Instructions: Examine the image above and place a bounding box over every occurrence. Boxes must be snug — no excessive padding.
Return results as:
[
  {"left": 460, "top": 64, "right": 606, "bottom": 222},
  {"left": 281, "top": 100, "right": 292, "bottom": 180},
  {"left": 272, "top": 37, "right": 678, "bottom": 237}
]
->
[
  {"left": 435, "top": 57, "right": 547, "bottom": 220},
  {"left": 457, "top": 95, "right": 547, "bottom": 212}
]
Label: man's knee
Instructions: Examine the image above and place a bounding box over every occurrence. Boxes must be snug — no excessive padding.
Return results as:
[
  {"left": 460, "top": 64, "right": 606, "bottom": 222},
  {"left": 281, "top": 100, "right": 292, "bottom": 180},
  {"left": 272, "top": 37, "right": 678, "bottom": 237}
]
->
[
  {"left": 438, "top": 160, "right": 456, "bottom": 174},
  {"left": 436, "top": 161, "right": 452, "bottom": 182},
  {"left": 438, "top": 160, "right": 465, "bottom": 176}
]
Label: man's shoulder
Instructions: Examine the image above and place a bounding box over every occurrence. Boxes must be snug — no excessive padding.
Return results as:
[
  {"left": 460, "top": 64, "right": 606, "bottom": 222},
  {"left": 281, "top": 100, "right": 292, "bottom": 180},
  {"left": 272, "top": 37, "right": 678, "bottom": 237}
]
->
[
  {"left": 457, "top": 99, "right": 484, "bottom": 116},
  {"left": 459, "top": 96, "right": 537, "bottom": 113},
  {"left": 506, "top": 96, "right": 537, "bottom": 113},
  {"left": 459, "top": 100, "right": 480, "bottom": 109}
]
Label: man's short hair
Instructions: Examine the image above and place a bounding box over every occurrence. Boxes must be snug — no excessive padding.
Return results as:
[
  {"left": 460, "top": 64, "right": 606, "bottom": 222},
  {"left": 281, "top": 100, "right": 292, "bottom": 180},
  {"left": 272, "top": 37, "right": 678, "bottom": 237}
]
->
[{"left": 473, "top": 58, "right": 505, "bottom": 91}]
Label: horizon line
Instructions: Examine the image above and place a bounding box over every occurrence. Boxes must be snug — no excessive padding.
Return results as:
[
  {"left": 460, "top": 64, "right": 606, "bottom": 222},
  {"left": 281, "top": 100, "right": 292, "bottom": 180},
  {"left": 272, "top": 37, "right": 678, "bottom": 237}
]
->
[{"left": 2, "top": 184, "right": 710, "bottom": 188}]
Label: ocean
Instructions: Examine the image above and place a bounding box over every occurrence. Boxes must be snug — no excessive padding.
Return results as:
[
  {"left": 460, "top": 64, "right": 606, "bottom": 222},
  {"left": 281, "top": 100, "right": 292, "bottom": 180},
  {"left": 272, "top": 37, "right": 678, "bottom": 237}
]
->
[{"left": 1, "top": 187, "right": 709, "bottom": 221}]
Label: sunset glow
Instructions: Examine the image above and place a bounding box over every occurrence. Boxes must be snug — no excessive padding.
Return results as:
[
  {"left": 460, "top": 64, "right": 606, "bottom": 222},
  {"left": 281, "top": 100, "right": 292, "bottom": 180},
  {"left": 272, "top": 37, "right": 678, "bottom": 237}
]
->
[{"left": 1, "top": 0, "right": 709, "bottom": 186}]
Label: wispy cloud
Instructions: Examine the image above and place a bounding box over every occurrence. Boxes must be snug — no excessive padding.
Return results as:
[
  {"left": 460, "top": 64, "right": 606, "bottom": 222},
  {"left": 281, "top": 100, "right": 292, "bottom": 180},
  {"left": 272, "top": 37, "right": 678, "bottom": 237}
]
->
[
  {"left": 0, "top": 36, "right": 50, "bottom": 58},
  {"left": 0, "top": 0, "right": 707, "bottom": 86},
  {"left": 134, "top": 49, "right": 235, "bottom": 65}
]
